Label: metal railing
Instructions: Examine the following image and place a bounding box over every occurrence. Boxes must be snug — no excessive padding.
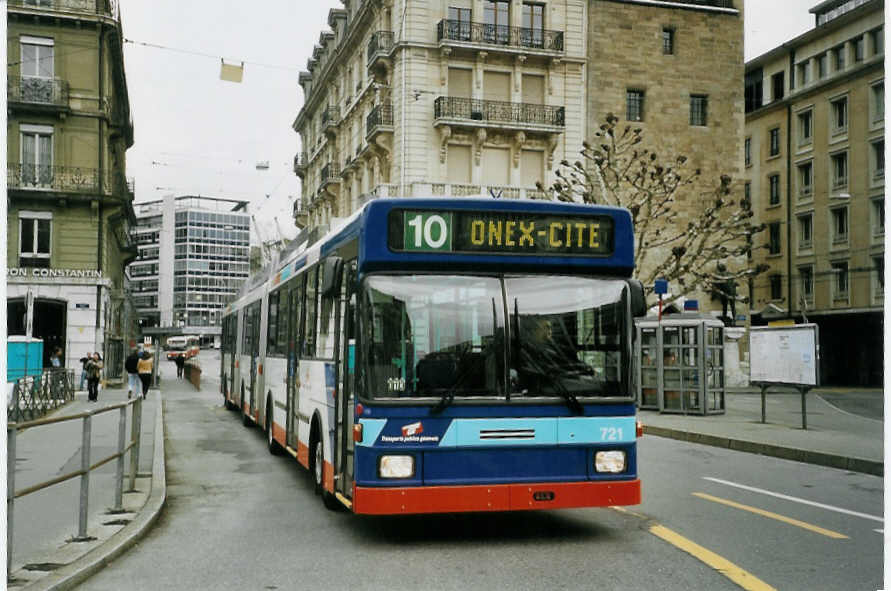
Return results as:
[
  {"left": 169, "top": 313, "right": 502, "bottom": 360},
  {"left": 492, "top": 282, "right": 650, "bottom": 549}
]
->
[
  {"left": 437, "top": 19, "right": 564, "bottom": 52},
  {"left": 7, "top": 75, "right": 69, "bottom": 108},
  {"left": 322, "top": 105, "right": 340, "bottom": 126},
  {"left": 367, "top": 30, "right": 394, "bottom": 65},
  {"left": 7, "top": 163, "right": 101, "bottom": 193},
  {"left": 321, "top": 163, "right": 341, "bottom": 183},
  {"left": 7, "top": 397, "right": 144, "bottom": 575},
  {"left": 652, "top": 0, "right": 734, "bottom": 7},
  {"left": 434, "top": 96, "right": 565, "bottom": 127},
  {"left": 8, "top": 369, "right": 75, "bottom": 423},
  {"left": 7, "top": 0, "right": 118, "bottom": 17},
  {"left": 366, "top": 103, "right": 394, "bottom": 137},
  {"left": 293, "top": 152, "right": 307, "bottom": 174}
]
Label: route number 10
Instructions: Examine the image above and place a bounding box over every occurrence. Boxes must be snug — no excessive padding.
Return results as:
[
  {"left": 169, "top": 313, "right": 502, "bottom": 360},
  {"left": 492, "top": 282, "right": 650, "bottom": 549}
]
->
[{"left": 404, "top": 212, "right": 453, "bottom": 252}]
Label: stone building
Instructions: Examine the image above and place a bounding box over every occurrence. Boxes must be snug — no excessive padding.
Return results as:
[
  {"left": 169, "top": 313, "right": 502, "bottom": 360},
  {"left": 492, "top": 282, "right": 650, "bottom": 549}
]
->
[
  {"left": 6, "top": 0, "right": 136, "bottom": 379},
  {"left": 586, "top": 0, "right": 745, "bottom": 313},
  {"left": 744, "top": 0, "right": 883, "bottom": 385},
  {"left": 293, "top": 0, "right": 587, "bottom": 231}
]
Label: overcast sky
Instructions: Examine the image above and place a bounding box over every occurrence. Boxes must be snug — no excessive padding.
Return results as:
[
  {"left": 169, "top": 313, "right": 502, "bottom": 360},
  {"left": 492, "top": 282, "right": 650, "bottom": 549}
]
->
[{"left": 119, "top": 0, "right": 818, "bottom": 242}]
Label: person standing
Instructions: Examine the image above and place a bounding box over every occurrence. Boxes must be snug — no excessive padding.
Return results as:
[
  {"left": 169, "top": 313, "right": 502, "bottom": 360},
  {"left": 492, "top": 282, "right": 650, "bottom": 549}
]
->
[
  {"left": 125, "top": 348, "right": 141, "bottom": 399},
  {"left": 137, "top": 351, "right": 154, "bottom": 399},
  {"left": 49, "top": 347, "right": 63, "bottom": 368},
  {"left": 79, "top": 354, "right": 91, "bottom": 391},
  {"left": 85, "top": 352, "right": 103, "bottom": 402},
  {"left": 175, "top": 354, "right": 185, "bottom": 379}
]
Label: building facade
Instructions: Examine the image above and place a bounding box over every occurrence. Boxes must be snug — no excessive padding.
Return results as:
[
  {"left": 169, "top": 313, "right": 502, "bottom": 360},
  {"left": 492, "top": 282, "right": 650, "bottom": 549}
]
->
[
  {"left": 587, "top": 0, "right": 745, "bottom": 313},
  {"left": 6, "top": 0, "right": 136, "bottom": 377},
  {"left": 744, "top": 0, "right": 883, "bottom": 385},
  {"left": 293, "top": 0, "right": 587, "bottom": 231},
  {"left": 129, "top": 196, "right": 251, "bottom": 346}
]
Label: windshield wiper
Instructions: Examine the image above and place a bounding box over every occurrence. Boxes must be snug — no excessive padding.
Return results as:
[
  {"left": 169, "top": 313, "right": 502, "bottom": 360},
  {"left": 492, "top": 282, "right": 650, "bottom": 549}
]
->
[
  {"left": 517, "top": 348, "right": 584, "bottom": 415},
  {"left": 429, "top": 348, "right": 474, "bottom": 414}
]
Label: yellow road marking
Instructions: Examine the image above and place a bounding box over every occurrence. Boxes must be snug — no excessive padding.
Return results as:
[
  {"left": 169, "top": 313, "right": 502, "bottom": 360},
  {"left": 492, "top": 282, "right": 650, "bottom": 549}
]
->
[
  {"left": 693, "top": 492, "right": 848, "bottom": 539},
  {"left": 650, "top": 524, "right": 778, "bottom": 591}
]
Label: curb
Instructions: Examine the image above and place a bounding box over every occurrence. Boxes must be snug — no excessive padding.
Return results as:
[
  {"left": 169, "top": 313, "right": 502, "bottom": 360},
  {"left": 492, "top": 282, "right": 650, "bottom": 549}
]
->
[
  {"left": 642, "top": 425, "right": 884, "bottom": 477},
  {"left": 28, "top": 393, "right": 167, "bottom": 591}
]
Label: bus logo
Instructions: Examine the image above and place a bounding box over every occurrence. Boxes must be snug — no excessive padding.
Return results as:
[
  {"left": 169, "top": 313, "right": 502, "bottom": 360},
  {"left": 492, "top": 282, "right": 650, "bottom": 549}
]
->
[{"left": 401, "top": 422, "right": 423, "bottom": 437}]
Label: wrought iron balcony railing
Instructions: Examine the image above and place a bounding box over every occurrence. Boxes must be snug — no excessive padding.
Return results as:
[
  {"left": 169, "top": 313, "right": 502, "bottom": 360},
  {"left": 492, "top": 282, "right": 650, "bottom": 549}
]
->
[
  {"left": 322, "top": 105, "right": 340, "bottom": 126},
  {"left": 437, "top": 19, "right": 564, "bottom": 52},
  {"left": 8, "top": 163, "right": 102, "bottom": 193},
  {"left": 7, "top": 0, "right": 118, "bottom": 17},
  {"left": 366, "top": 103, "right": 394, "bottom": 137},
  {"left": 293, "top": 152, "right": 307, "bottom": 173},
  {"left": 7, "top": 75, "right": 69, "bottom": 108},
  {"left": 653, "top": 0, "right": 734, "bottom": 8},
  {"left": 321, "top": 163, "right": 341, "bottom": 183},
  {"left": 434, "top": 96, "right": 565, "bottom": 128},
  {"left": 367, "top": 31, "right": 394, "bottom": 65}
]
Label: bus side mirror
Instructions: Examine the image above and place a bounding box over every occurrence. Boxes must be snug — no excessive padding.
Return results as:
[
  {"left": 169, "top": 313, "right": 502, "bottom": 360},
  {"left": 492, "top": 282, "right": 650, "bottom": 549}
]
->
[
  {"left": 627, "top": 279, "right": 647, "bottom": 317},
  {"left": 322, "top": 256, "right": 343, "bottom": 296}
]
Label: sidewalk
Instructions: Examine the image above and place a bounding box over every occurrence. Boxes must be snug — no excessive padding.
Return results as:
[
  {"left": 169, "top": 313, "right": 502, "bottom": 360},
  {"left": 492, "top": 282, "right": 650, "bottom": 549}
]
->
[
  {"left": 8, "top": 379, "right": 167, "bottom": 590},
  {"left": 640, "top": 387, "right": 884, "bottom": 476}
]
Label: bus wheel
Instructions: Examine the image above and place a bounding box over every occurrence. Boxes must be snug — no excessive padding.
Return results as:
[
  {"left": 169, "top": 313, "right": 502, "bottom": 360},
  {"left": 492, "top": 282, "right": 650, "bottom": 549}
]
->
[
  {"left": 266, "top": 398, "right": 281, "bottom": 455},
  {"left": 223, "top": 381, "right": 234, "bottom": 410},
  {"left": 311, "top": 431, "right": 340, "bottom": 511}
]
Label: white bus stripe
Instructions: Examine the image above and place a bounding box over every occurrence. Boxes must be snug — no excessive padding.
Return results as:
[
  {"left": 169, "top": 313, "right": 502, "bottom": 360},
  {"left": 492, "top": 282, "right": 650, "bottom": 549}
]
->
[{"left": 703, "top": 477, "right": 883, "bottom": 523}]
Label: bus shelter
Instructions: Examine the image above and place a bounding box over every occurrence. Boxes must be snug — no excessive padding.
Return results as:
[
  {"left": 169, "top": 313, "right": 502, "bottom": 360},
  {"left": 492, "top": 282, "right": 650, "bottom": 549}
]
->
[{"left": 635, "top": 314, "right": 725, "bottom": 415}]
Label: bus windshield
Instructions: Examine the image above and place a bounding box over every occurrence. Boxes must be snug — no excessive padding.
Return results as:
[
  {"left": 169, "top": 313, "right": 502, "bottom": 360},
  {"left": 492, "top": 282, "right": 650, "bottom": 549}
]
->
[{"left": 360, "top": 274, "right": 629, "bottom": 402}]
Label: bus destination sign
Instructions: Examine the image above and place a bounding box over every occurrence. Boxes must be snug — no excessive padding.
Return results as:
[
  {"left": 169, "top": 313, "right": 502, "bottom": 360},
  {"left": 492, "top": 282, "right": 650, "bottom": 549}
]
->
[{"left": 388, "top": 209, "right": 614, "bottom": 256}]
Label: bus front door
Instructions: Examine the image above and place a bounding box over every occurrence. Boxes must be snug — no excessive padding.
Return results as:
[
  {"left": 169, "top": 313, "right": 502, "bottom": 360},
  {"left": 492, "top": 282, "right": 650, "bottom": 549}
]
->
[
  {"left": 335, "top": 261, "right": 356, "bottom": 500},
  {"left": 286, "top": 287, "right": 300, "bottom": 450}
]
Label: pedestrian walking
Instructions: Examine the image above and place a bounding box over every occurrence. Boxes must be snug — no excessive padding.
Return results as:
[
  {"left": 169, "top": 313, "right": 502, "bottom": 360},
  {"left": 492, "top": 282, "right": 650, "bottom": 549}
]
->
[
  {"left": 175, "top": 354, "right": 185, "bottom": 379},
  {"left": 85, "top": 352, "right": 103, "bottom": 402},
  {"left": 125, "top": 348, "right": 141, "bottom": 399},
  {"left": 78, "top": 353, "right": 91, "bottom": 391},
  {"left": 49, "top": 347, "right": 63, "bottom": 368},
  {"left": 137, "top": 351, "right": 154, "bottom": 399}
]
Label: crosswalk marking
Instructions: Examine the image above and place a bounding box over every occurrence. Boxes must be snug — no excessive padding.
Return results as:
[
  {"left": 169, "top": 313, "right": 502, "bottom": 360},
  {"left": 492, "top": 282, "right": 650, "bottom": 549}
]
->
[
  {"left": 703, "top": 477, "right": 883, "bottom": 523},
  {"left": 693, "top": 492, "right": 848, "bottom": 539}
]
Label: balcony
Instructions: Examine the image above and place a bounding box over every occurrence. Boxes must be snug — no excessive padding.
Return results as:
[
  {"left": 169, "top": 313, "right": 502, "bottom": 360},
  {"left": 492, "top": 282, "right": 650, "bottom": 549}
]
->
[
  {"left": 293, "top": 152, "right": 307, "bottom": 178},
  {"left": 320, "top": 163, "right": 341, "bottom": 186},
  {"left": 434, "top": 96, "right": 565, "bottom": 133},
  {"left": 367, "top": 30, "right": 394, "bottom": 74},
  {"left": 437, "top": 20, "right": 564, "bottom": 56},
  {"left": 8, "top": 163, "right": 102, "bottom": 195},
  {"left": 322, "top": 106, "right": 340, "bottom": 136},
  {"left": 7, "top": 0, "right": 118, "bottom": 18},
  {"left": 366, "top": 103, "right": 394, "bottom": 140},
  {"left": 649, "top": 0, "right": 735, "bottom": 8},
  {"left": 7, "top": 76, "right": 70, "bottom": 113}
]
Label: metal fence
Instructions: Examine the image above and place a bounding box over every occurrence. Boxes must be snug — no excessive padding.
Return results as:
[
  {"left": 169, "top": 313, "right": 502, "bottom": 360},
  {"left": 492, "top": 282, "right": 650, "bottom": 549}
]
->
[
  {"left": 7, "top": 397, "right": 144, "bottom": 575},
  {"left": 8, "top": 369, "right": 75, "bottom": 423}
]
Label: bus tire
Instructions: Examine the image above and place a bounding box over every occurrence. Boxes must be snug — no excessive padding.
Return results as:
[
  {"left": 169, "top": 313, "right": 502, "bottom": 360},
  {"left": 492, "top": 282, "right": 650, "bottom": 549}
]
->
[
  {"left": 223, "top": 379, "right": 234, "bottom": 410},
  {"left": 266, "top": 396, "right": 281, "bottom": 455},
  {"left": 311, "top": 425, "right": 340, "bottom": 511}
]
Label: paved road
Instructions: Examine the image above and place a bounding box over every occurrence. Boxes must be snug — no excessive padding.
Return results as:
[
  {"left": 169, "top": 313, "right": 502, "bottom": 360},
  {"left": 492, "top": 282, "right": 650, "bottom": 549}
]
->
[
  {"left": 80, "top": 358, "right": 883, "bottom": 590},
  {"left": 817, "top": 391, "right": 883, "bottom": 420}
]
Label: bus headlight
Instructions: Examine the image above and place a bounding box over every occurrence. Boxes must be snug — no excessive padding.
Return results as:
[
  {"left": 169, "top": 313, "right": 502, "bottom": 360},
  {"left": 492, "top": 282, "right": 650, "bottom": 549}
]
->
[
  {"left": 594, "top": 451, "right": 626, "bottom": 473},
  {"left": 379, "top": 455, "right": 414, "bottom": 479}
]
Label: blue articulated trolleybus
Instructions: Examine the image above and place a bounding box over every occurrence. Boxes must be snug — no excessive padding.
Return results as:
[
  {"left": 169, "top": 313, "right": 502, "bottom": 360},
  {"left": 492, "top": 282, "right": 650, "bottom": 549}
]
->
[{"left": 221, "top": 197, "right": 646, "bottom": 514}]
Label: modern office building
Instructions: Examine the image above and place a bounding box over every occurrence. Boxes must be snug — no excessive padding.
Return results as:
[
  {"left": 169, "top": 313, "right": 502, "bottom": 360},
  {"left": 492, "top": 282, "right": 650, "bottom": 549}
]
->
[
  {"left": 129, "top": 195, "right": 251, "bottom": 346},
  {"left": 292, "top": 0, "right": 587, "bottom": 231},
  {"left": 744, "top": 0, "right": 883, "bottom": 385},
  {"left": 6, "top": 0, "right": 136, "bottom": 377}
]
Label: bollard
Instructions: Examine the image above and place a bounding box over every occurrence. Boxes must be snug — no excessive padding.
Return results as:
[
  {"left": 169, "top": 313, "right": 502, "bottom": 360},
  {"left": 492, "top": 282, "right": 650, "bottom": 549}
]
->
[
  {"left": 8, "top": 425, "right": 17, "bottom": 576},
  {"left": 128, "top": 397, "right": 142, "bottom": 492},
  {"left": 76, "top": 414, "right": 92, "bottom": 540},
  {"left": 113, "top": 405, "right": 127, "bottom": 511}
]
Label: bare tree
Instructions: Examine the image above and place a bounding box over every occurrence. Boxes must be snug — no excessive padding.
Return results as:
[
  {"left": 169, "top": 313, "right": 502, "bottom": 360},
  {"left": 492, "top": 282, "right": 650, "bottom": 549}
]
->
[{"left": 541, "top": 114, "right": 767, "bottom": 314}]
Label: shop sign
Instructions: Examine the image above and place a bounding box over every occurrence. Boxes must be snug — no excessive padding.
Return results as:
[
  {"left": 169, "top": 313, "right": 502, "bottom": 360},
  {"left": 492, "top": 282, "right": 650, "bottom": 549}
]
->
[{"left": 7, "top": 268, "right": 103, "bottom": 279}]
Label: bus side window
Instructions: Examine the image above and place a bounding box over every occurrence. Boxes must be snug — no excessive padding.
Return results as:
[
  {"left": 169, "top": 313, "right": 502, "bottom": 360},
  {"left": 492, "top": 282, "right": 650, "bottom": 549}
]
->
[{"left": 304, "top": 267, "right": 318, "bottom": 358}]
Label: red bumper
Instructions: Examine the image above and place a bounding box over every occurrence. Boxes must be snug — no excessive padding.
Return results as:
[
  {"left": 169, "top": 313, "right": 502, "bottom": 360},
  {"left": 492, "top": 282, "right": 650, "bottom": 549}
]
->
[{"left": 352, "top": 479, "right": 640, "bottom": 515}]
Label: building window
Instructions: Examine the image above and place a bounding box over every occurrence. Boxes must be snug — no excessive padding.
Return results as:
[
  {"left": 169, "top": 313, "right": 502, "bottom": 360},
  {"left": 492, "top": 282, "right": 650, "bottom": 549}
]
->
[
  {"left": 768, "top": 128, "right": 780, "bottom": 156},
  {"left": 831, "top": 151, "right": 848, "bottom": 189},
  {"left": 522, "top": 3, "right": 544, "bottom": 47},
  {"left": 448, "top": 7, "right": 472, "bottom": 40},
  {"left": 689, "top": 95, "right": 707, "bottom": 126},
  {"left": 831, "top": 207, "right": 848, "bottom": 243},
  {"left": 484, "top": 0, "right": 511, "bottom": 44},
  {"left": 626, "top": 90, "right": 644, "bottom": 122},
  {"left": 832, "top": 261, "right": 849, "bottom": 299},
  {"left": 20, "top": 36, "right": 54, "bottom": 78},
  {"left": 771, "top": 71, "right": 784, "bottom": 101},
  {"left": 744, "top": 137, "right": 751, "bottom": 166},
  {"left": 19, "top": 213, "right": 52, "bottom": 268},
  {"left": 799, "top": 266, "right": 814, "bottom": 300},
  {"left": 798, "top": 161, "right": 812, "bottom": 197},
  {"left": 798, "top": 213, "right": 812, "bottom": 249},
  {"left": 662, "top": 27, "right": 674, "bottom": 55},
  {"left": 769, "top": 174, "right": 780, "bottom": 205},
  {"left": 769, "top": 275, "right": 783, "bottom": 300},
  {"left": 20, "top": 126, "right": 53, "bottom": 187},
  {"left": 744, "top": 181, "right": 751, "bottom": 204},
  {"left": 834, "top": 45, "right": 845, "bottom": 71},
  {"left": 873, "top": 198, "right": 885, "bottom": 236},
  {"left": 817, "top": 53, "right": 828, "bottom": 78},
  {"left": 797, "top": 61, "right": 809, "bottom": 86},
  {"left": 854, "top": 36, "right": 864, "bottom": 62},
  {"left": 872, "top": 82, "right": 884, "bottom": 123},
  {"left": 871, "top": 27, "right": 883, "bottom": 55},
  {"left": 874, "top": 256, "right": 884, "bottom": 295},
  {"left": 831, "top": 97, "right": 847, "bottom": 135},
  {"left": 768, "top": 222, "right": 781, "bottom": 255},
  {"left": 873, "top": 140, "right": 884, "bottom": 180},
  {"left": 798, "top": 110, "right": 812, "bottom": 145}
]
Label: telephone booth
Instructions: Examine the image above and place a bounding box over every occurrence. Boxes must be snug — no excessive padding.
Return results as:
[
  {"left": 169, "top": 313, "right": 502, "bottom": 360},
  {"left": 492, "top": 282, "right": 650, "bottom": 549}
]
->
[{"left": 635, "top": 314, "right": 725, "bottom": 415}]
